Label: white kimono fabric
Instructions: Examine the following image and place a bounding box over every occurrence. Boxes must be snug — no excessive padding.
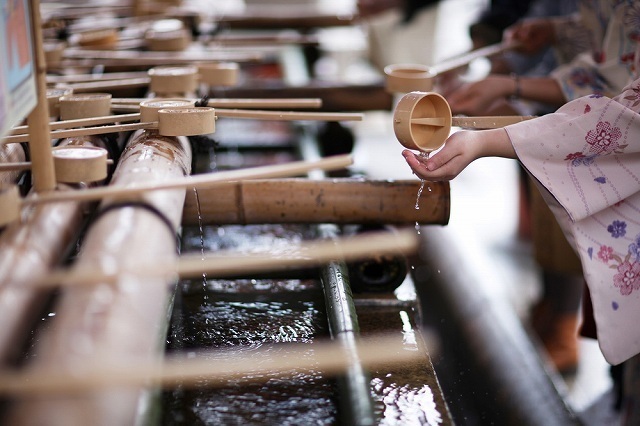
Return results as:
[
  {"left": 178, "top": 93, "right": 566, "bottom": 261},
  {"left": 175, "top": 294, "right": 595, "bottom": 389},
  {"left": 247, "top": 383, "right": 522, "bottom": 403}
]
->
[{"left": 506, "top": 79, "right": 640, "bottom": 365}]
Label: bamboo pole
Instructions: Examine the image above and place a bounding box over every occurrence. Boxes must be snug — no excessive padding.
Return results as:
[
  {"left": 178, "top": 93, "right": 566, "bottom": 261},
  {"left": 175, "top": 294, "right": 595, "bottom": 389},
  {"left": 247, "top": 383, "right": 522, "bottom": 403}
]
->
[
  {"left": 411, "top": 115, "right": 536, "bottom": 129},
  {"left": 26, "top": 0, "right": 55, "bottom": 192},
  {"left": 0, "top": 125, "right": 126, "bottom": 365},
  {"left": 15, "top": 154, "right": 352, "bottom": 206},
  {"left": 24, "top": 228, "right": 419, "bottom": 289},
  {"left": 61, "top": 48, "right": 265, "bottom": 65},
  {"left": 432, "top": 41, "right": 519, "bottom": 75},
  {"left": 0, "top": 334, "right": 420, "bottom": 395},
  {"left": 0, "top": 159, "right": 113, "bottom": 173},
  {"left": 9, "top": 113, "right": 141, "bottom": 135},
  {"left": 214, "top": 108, "right": 363, "bottom": 121},
  {"left": 0, "top": 187, "right": 86, "bottom": 364},
  {"left": 208, "top": 32, "right": 319, "bottom": 46},
  {"left": 6, "top": 130, "right": 192, "bottom": 426},
  {"left": 181, "top": 178, "right": 449, "bottom": 226},
  {"left": 62, "top": 77, "right": 151, "bottom": 93},
  {"left": 3, "top": 121, "right": 153, "bottom": 144},
  {"left": 3, "top": 111, "right": 362, "bottom": 144},
  {"left": 46, "top": 71, "right": 150, "bottom": 84},
  {"left": 112, "top": 97, "right": 323, "bottom": 109}
]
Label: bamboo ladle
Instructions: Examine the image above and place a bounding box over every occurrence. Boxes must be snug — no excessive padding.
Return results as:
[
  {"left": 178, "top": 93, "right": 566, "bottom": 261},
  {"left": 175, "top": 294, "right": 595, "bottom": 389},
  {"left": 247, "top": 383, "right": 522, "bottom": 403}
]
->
[
  {"left": 3, "top": 103, "right": 363, "bottom": 145},
  {"left": 56, "top": 63, "right": 237, "bottom": 94},
  {"left": 384, "top": 41, "right": 518, "bottom": 93},
  {"left": 0, "top": 146, "right": 111, "bottom": 182},
  {"left": 1, "top": 108, "right": 216, "bottom": 145},
  {"left": 393, "top": 91, "right": 534, "bottom": 152},
  {"left": 0, "top": 154, "right": 353, "bottom": 226}
]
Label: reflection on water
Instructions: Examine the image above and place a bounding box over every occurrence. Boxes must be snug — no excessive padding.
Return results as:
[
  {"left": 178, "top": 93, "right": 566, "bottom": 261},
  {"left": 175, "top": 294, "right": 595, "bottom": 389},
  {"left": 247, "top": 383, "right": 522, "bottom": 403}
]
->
[
  {"left": 177, "top": 295, "right": 325, "bottom": 347},
  {"left": 372, "top": 378, "right": 443, "bottom": 426},
  {"left": 182, "top": 224, "right": 313, "bottom": 255},
  {"left": 163, "top": 287, "right": 337, "bottom": 425}
]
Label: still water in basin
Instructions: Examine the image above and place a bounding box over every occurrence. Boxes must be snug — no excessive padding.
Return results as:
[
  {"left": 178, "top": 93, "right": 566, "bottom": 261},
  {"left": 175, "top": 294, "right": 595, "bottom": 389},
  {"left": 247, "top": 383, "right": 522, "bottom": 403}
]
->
[
  {"left": 162, "top": 224, "right": 447, "bottom": 425},
  {"left": 163, "top": 224, "right": 337, "bottom": 425}
]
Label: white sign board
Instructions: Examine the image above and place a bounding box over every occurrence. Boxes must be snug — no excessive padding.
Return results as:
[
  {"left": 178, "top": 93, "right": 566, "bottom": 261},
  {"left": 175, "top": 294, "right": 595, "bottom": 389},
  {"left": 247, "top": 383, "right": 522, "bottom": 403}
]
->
[{"left": 1, "top": 0, "right": 37, "bottom": 139}]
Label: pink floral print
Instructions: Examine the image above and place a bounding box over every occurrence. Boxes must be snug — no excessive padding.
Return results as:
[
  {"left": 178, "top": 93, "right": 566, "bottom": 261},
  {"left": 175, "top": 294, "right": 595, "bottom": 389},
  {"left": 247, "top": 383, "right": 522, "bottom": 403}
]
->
[
  {"left": 585, "top": 121, "right": 622, "bottom": 154},
  {"left": 613, "top": 260, "right": 640, "bottom": 296}
]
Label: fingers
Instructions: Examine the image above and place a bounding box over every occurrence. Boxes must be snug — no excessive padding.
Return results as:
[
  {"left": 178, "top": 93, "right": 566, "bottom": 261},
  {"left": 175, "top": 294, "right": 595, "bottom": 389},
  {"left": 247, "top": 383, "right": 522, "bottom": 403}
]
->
[
  {"left": 447, "top": 84, "right": 476, "bottom": 114},
  {"left": 402, "top": 149, "right": 462, "bottom": 181}
]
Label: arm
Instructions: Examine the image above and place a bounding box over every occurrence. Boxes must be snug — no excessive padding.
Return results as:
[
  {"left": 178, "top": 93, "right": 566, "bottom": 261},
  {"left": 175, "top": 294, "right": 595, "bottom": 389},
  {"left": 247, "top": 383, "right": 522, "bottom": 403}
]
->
[
  {"left": 504, "top": 16, "right": 558, "bottom": 55},
  {"left": 446, "top": 74, "right": 566, "bottom": 116}
]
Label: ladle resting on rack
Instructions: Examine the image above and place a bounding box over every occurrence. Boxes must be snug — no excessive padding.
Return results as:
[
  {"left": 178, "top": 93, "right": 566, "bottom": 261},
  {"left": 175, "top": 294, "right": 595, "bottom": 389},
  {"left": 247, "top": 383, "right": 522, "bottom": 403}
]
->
[{"left": 2, "top": 102, "right": 363, "bottom": 145}]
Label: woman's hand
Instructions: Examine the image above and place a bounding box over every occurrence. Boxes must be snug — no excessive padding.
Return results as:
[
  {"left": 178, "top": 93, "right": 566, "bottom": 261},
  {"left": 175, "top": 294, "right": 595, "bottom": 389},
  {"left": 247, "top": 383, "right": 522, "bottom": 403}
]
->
[
  {"left": 402, "top": 128, "right": 516, "bottom": 181},
  {"left": 447, "top": 75, "right": 516, "bottom": 116},
  {"left": 504, "top": 17, "right": 556, "bottom": 56}
]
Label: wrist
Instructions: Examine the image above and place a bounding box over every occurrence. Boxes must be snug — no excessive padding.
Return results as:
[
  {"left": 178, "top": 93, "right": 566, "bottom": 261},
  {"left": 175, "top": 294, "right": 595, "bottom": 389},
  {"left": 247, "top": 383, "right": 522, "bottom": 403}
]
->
[
  {"left": 483, "top": 128, "right": 516, "bottom": 159},
  {"left": 510, "top": 73, "right": 521, "bottom": 99}
]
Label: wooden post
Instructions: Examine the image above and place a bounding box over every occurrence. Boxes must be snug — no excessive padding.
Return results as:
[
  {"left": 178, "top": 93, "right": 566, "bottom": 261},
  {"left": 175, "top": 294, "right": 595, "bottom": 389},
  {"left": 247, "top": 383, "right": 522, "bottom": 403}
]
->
[{"left": 27, "top": 0, "right": 56, "bottom": 192}]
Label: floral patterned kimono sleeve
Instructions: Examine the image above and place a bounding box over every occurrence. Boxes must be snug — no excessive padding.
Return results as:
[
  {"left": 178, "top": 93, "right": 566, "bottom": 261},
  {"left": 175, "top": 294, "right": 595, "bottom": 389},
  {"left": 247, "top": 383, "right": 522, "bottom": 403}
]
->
[
  {"left": 550, "top": 0, "right": 637, "bottom": 101},
  {"left": 505, "top": 79, "right": 640, "bottom": 365}
]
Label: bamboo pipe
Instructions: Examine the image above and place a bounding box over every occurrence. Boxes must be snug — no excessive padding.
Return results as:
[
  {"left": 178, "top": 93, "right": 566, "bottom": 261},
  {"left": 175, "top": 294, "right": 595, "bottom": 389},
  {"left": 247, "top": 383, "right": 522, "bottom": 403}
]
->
[
  {"left": 181, "top": 178, "right": 449, "bottom": 226},
  {"left": 3, "top": 110, "right": 362, "bottom": 144},
  {"left": 26, "top": 0, "right": 55, "bottom": 192},
  {"left": 0, "top": 186, "right": 87, "bottom": 364},
  {"left": 6, "top": 128, "right": 192, "bottom": 426},
  {"left": 0, "top": 139, "right": 116, "bottom": 365},
  {"left": 0, "top": 334, "right": 420, "bottom": 395},
  {"left": 18, "top": 155, "right": 352, "bottom": 206},
  {"left": 24, "top": 228, "right": 419, "bottom": 290}
]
